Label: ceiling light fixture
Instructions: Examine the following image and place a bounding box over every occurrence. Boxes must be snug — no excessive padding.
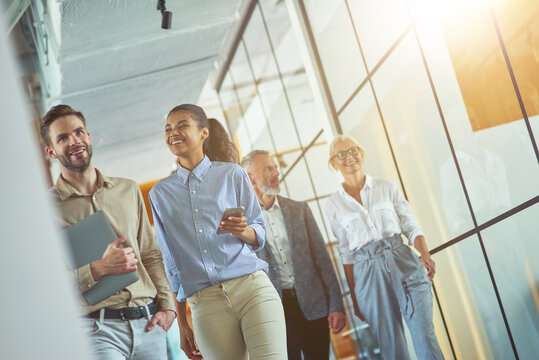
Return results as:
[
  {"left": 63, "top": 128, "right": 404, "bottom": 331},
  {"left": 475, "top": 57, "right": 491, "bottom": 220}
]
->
[{"left": 157, "top": 0, "right": 172, "bottom": 29}]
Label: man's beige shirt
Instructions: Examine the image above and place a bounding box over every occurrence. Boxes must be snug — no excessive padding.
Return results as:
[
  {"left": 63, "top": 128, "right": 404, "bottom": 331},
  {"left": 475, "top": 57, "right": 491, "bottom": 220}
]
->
[{"left": 52, "top": 169, "right": 175, "bottom": 314}]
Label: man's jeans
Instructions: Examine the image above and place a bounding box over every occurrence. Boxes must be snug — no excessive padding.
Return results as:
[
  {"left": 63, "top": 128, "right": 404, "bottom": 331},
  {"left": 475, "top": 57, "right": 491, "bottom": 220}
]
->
[{"left": 80, "top": 316, "right": 167, "bottom": 359}]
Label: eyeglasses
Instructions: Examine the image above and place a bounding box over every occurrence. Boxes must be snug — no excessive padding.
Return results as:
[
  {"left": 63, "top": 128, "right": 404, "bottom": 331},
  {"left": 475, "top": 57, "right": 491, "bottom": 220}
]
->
[{"left": 332, "top": 146, "right": 360, "bottom": 161}]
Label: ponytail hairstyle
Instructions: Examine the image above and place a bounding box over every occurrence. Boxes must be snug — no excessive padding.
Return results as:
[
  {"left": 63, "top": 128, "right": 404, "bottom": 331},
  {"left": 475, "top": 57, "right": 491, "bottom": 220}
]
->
[{"left": 167, "top": 104, "right": 239, "bottom": 163}]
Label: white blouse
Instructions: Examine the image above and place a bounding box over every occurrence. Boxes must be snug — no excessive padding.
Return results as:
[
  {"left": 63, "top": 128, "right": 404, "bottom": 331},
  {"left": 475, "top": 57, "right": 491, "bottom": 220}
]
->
[{"left": 324, "top": 175, "right": 423, "bottom": 264}]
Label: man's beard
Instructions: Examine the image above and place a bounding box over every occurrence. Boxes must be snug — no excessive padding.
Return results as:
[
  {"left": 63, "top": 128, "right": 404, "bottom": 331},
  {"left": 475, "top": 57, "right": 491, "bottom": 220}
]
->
[
  {"left": 261, "top": 183, "right": 280, "bottom": 195},
  {"left": 56, "top": 144, "right": 93, "bottom": 172}
]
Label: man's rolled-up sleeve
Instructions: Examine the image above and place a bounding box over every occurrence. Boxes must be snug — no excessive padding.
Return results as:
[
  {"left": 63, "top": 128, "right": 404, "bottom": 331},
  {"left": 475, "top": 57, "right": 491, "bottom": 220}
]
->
[{"left": 138, "top": 187, "right": 175, "bottom": 313}]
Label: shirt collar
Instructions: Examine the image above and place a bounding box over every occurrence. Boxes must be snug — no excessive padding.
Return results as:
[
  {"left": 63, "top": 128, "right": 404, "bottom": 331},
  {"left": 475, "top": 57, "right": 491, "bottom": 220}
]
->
[
  {"left": 54, "top": 168, "right": 113, "bottom": 200},
  {"left": 364, "top": 174, "right": 372, "bottom": 190},
  {"left": 338, "top": 174, "right": 372, "bottom": 195},
  {"left": 261, "top": 196, "right": 280, "bottom": 212},
  {"left": 176, "top": 155, "right": 212, "bottom": 184},
  {"left": 269, "top": 196, "right": 280, "bottom": 211}
]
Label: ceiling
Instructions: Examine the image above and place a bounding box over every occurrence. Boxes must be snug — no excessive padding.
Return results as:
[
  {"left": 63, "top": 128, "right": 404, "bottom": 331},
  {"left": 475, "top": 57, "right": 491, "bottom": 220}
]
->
[{"left": 5, "top": 0, "right": 245, "bottom": 183}]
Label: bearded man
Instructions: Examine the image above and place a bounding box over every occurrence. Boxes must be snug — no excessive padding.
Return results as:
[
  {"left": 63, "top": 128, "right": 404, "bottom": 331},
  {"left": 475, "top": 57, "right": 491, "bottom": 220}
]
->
[{"left": 242, "top": 150, "right": 346, "bottom": 360}]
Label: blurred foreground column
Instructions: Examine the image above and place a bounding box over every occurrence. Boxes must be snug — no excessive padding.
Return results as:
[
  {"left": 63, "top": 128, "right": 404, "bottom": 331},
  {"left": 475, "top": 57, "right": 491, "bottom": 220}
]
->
[{"left": 0, "top": 13, "right": 93, "bottom": 360}]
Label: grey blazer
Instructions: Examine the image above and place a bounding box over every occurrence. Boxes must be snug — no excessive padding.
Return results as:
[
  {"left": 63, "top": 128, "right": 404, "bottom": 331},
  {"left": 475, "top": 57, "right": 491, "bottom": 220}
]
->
[{"left": 257, "top": 196, "right": 345, "bottom": 320}]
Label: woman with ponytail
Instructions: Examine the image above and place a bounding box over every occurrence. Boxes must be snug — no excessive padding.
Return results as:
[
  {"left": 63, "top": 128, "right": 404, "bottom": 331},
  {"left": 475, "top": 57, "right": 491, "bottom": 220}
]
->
[{"left": 149, "top": 104, "right": 287, "bottom": 360}]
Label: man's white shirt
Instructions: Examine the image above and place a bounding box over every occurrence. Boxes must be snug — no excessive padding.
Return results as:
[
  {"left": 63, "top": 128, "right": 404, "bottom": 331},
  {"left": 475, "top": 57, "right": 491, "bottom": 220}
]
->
[{"left": 262, "top": 197, "right": 295, "bottom": 289}]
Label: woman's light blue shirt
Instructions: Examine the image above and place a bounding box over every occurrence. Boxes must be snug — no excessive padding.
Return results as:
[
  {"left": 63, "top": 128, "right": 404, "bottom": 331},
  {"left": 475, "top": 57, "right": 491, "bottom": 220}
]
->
[{"left": 149, "top": 156, "right": 267, "bottom": 302}]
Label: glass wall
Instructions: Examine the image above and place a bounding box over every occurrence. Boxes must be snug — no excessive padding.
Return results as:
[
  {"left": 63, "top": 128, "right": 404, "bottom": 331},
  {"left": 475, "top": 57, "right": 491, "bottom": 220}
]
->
[
  {"left": 303, "top": 0, "right": 539, "bottom": 358},
  {"left": 215, "top": 0, "right": 539, "bottom": 358}
]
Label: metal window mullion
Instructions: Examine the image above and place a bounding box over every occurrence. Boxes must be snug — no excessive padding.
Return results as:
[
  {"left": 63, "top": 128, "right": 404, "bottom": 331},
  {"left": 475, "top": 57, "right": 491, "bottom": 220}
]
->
[
  {"left": 291, "top": 0, "right": 342, "bottom": 135},
  {"left": 257, "top": 1, "right": 326, "bottom": 226},
  {"left": 240, "top": 39, "right": 291, "bottom": 196},
  {"left": 403, "top": 1, "right": 519, "bottom": 356},
  {"left": 217, "top": 93, "right": 233, "bottom": 136},
  {"left": 228, "top": 71, "right": 254, "bottom": 150},
  {"left": 430, "top": 196, "right": 539, "bottom": 255},
  {"left": 343, "top": 0, "right": 409, "bottom": 200},
  {"left": 257, "top": 0, "right": 305, "bottom": 152},
  {"left": 488, "top": 5, "right": 539, "bottom": 164},
  {"left": 336, "top": 19, "right": 418, "bottom": 116}
]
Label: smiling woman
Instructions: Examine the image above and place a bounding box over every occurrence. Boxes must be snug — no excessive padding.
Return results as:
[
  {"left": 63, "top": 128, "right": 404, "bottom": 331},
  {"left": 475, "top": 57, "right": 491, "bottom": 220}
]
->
[
  {"left": 327, "top": 135, "right": 365, "bottom": 171},
  {"left": 324, "top": 135, "right": 444, "bottom": 360},
  {"left": 165, "top": 104, "right": 238, "bottom": 165},
  {"left": 149, "top": 104, "right": 287, "bottom": 360}
]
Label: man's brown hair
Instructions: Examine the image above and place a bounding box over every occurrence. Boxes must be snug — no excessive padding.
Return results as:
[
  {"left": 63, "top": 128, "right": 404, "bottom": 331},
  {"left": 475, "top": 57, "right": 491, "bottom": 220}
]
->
[{"left": 40, "top": 105, "right": 86, "bottom": 146}]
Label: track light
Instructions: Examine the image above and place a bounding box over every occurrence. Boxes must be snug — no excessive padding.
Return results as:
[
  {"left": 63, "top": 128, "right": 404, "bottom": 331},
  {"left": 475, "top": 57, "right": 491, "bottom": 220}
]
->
[{"left": 157, "top": 0, "right": 172, "bottom": 29}]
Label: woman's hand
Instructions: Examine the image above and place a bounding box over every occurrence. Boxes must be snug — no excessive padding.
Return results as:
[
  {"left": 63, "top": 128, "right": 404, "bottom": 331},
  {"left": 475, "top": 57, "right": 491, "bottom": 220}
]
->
[
  {"left": 219, "top": 215, "right": 258, "bottom": 246},
  {"left": 179, "top": 323, "right": 203, "bottom": 360},
  {"left": 174, "top": 298, "right": 202, "bottom": 359},
  {"left": 421, "top": 253, "right": 436, "bottom": 281},
  {"left": 343, "top": 264, "right": 366, "bottom": 321},
  {"left": 219, "top": 215, "right": 248, "bottom": 235},
  {"left": 413, "top": 235, "right": 436, "bottom": 280}
]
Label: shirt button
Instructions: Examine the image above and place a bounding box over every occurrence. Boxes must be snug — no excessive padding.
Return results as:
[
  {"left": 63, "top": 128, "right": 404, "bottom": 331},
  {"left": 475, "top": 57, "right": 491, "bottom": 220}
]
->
[
  {"left": 199, "top": 229, "right": 203, "bottom": 233},
  {"left": 203, "top": 250, "right": 207, "bottom": 254},
  {"left": 92, "top": 196, "right": 96, "bottom": 201},
  {"left": 192, "top": 190, "right": 196, "bottom": 194},
  {"left": 190, "top": 173, "right": 194, "bottom": 177},
  {"left": 87, "top": 284, "right": 91, "bottom": 288},
  {"left": 195, "top": 209, "right": 199, "bottom": 212}
]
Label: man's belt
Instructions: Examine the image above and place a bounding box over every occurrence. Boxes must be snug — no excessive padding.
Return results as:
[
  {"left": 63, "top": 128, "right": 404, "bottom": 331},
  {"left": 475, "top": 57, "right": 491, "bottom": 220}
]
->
[{"left": 87, "top": 302, "right": 157, "bottom": 320}]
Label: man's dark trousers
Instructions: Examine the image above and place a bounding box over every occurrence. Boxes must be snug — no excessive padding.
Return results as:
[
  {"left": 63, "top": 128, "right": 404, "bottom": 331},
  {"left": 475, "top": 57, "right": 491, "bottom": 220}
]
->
[{"left": 283, "top": 288, "right": 330, "bottom": 360}]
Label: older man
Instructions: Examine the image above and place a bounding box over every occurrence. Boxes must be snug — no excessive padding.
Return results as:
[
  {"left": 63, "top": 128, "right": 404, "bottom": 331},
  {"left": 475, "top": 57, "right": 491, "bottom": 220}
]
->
[{"left": 242, "top": 150, "right": 346, "bottom": 360}]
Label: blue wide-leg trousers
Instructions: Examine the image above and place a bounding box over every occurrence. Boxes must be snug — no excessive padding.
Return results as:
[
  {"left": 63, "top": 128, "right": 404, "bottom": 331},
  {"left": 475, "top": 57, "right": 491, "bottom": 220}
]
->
[{"left": 354, "top": 234, "right": 444, "bottom": 360}]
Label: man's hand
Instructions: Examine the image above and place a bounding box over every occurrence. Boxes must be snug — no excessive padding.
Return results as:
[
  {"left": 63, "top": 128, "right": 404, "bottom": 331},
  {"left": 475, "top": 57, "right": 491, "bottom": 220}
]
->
[
  {"left": 90, "top": 236, "right": 138, "bottom": 281},
  {"left": 328, "top": 311, "right": 346, "bottom": 334},
  {"left": 146, "top": 310, "right": 176, "bottom": 332},
  {"left": 179, "top": 323, "right": 203, "bottom": 360},
  {"left": 420, "top": 253, "right": 436, "bottom": 281}
]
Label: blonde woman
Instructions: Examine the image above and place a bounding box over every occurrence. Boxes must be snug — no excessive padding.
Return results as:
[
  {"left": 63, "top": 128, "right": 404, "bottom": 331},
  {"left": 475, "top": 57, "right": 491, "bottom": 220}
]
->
[{"left": 324, "top": 135, "right": 443, "bottom": 360}]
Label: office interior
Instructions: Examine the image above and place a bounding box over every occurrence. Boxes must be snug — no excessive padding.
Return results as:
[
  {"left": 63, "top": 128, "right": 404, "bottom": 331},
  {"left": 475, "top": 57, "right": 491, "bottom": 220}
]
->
[{"left": 1, "top": 0, "right": 538, "bottom": 359}]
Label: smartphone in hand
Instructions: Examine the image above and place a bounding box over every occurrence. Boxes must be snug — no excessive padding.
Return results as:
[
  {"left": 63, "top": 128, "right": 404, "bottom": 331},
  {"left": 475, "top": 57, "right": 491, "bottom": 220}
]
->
[{"left": 216, "top": 206, "right": 245, "bottom": 234}]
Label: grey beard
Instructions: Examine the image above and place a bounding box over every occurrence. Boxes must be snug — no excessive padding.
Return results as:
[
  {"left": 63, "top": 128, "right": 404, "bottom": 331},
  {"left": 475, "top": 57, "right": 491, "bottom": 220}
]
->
[{"left": 261, "top": 184, "right": 280, "bottom": 195}]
